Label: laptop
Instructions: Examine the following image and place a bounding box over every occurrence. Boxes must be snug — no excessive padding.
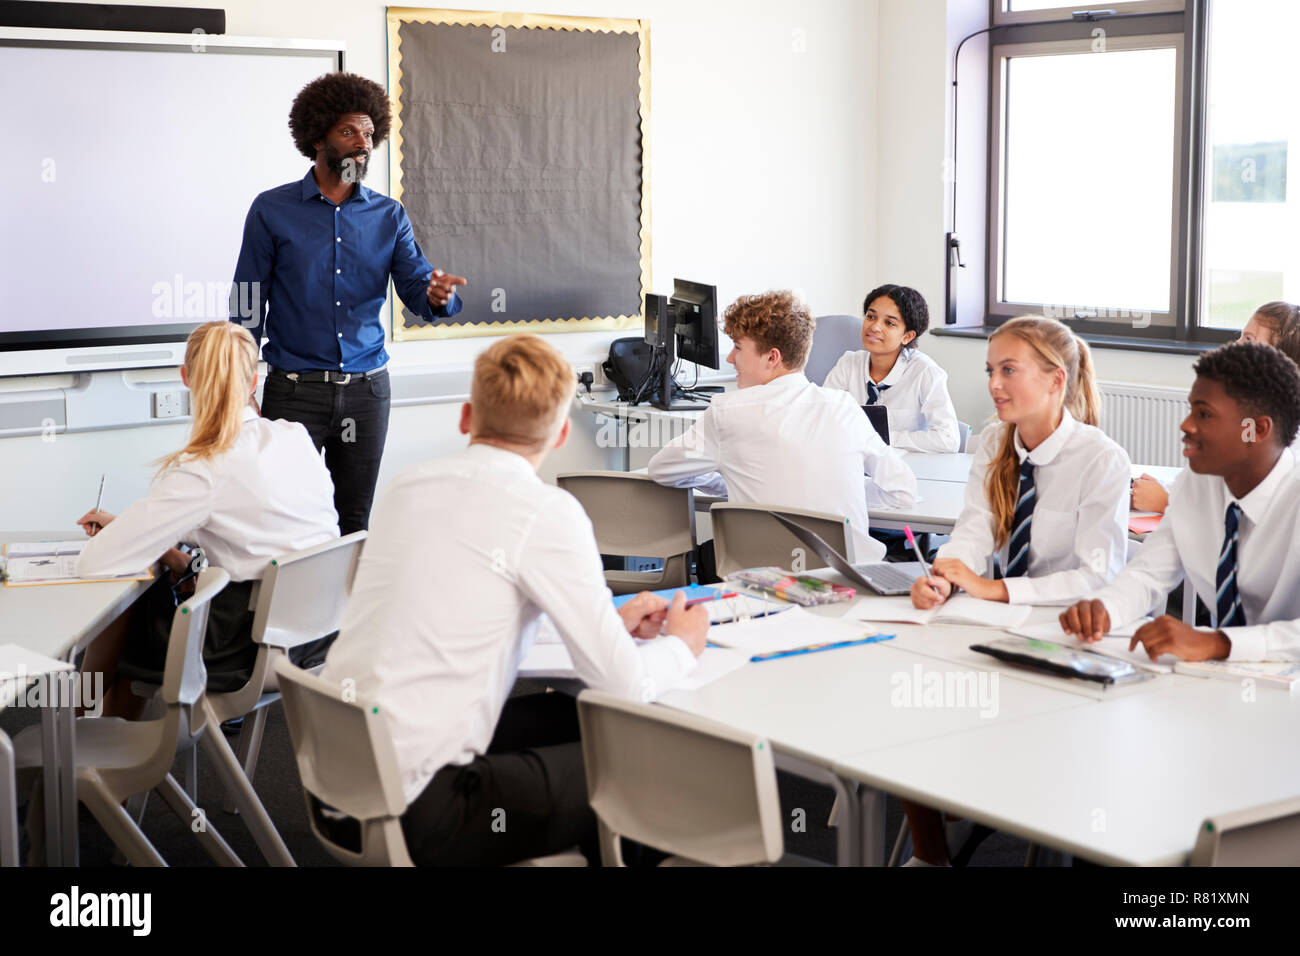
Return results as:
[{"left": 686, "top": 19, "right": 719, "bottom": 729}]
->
[
  {"left": 769, "top": 511, "right": 923, "bottom": 596},
  {"left": 861, "top": 405, "right": 890, "bottom": 445}
]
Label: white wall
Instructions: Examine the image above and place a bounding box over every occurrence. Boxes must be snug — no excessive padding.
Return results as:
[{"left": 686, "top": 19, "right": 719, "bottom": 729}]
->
[{"left": 2, "top": 0, "right": 878, "bottom": 531}]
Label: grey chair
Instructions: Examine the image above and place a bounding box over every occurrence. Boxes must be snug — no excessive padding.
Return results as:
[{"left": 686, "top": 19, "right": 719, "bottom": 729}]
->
[
  {"left": 956, "top": 421, "right": 973, "bottom": 453},
  {"left": 578, "top": 690, "right": 820, "bottom": 866},
  {"left": 15, "top": 568, "right": 294, "bottom": 866},
  {"left": 804, "top": 314, "right": 863, "bottom": 387},
  {"left": 274, "top": 657, "right": 585, "bottom": 867},
  {"left": 557, "top": 471, "right": 696, "bottom": 594},
  {"left": 710, "top": 502, "right": 849, "bottom": 578},
  {"left": 1189, "top": 796, "right": 1300, "bottom": 865}
]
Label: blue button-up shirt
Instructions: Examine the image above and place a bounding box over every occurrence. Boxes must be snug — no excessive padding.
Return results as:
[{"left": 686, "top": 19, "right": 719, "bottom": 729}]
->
[{"left": 229, "top": 168, "right": 461, "bottom": 372}]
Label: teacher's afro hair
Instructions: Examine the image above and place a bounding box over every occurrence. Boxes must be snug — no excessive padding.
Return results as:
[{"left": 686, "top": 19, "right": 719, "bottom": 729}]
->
[
  {"left": 1194, "top": 341, "right": 1300, "bottom": 448},
  {"left": 289, "top": 72, "right": 392, "bottom": 159}
]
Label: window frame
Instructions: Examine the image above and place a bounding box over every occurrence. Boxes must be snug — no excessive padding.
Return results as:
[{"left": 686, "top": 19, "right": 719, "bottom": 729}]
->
[
  {"left": 994, "top": 0, "right": 1185, "bottom": 28},
  {"left": 964, "top": 0, "right": 1239, "bottom": 347}
]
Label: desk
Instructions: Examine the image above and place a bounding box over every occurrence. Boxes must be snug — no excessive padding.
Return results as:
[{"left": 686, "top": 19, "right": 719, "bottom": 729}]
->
[
  {"left": 0, "top": 531, "right": 156, "bottom": 866},
  {"left": 576, "top": 396, "right": 707, "bottom": 471},
  {"left": 868, "top": 479, "right": 967, "bottom": 533},
  {"left": 833, "top": 676, "right": 1300, "bottom": 866},
  {"left": 901, "top": 451, "right": 1184, "bottom": 488}
]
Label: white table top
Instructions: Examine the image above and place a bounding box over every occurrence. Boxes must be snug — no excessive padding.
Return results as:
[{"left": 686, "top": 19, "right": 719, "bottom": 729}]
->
[
  {"left": 576, "top": 396, "right": 708, "bottom": 422},
  {"left": 1, "top": 532, "right": 154, "bottom": 661},
  {"left": 833, "top": 676, "right": 1300, "bottom": 866},
  {"left": 868, "top": 479, "right": 967, "bottom": 531}
]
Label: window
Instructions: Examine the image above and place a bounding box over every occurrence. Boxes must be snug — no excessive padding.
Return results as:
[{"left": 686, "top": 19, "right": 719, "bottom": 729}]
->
[
  {"left": 1199, "top": 0, "right": 1297, "bottom": 332},
  {"left": 992, "top": 38, "right": 1182, "bottom": 328},
  {"left": 964, "top": 0, "right": 1293, "bottom": 345}
]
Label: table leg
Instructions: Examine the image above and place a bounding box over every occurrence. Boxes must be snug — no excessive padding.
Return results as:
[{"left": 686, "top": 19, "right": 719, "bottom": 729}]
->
[
  {"left": 40, "top": 701, "right": 61, "bottom": 866},
  {"left": 773, "top": 750, "right": 859, "bottom": 866},
  {"left": 57, "top": 673, "right": 78, "bottom": 866},
  {"left": 0, "top": 731, "right": 17, "bottom": 867},
  {"left": 857, "top": 785, "right": 888, "bottom": 867}
]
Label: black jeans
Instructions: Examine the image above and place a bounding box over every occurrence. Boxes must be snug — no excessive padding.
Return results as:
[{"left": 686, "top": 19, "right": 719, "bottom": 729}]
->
[
  {"left": 261, "top": 369, "right": 391, "bottom": 534},
  {"left": 400, "top": 693, "right": 601, "bottom": 866}
]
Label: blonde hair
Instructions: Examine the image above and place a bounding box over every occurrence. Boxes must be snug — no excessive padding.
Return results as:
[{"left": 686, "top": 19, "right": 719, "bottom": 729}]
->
[
  {"left": 156, "top": 322, "right": 258, "bottom": 476},
  {"left": 985, "top": 316, "right": 1100, "bottom": 547},
  {"left": 471, "top": 334, "right": 574, "bottom": 450},
  {"left": 722, "top": 290, "right": 815, "bottom": 370}
]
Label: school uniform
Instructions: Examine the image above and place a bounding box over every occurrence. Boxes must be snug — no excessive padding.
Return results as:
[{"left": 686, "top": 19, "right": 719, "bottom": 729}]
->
[
  {"left": 77, "top": 407, "right": 338, "bottom": 689},
  {"left": 823, "top": 348, "right": 961, "bottom": 453},
  {"left": 645, "top": 371, "right": 918, "bottom": 562},
  {"left": 1095, "top": 448, "right": 1300, "bottom": 661},
  {"left": 937, "top": 410, "right": 1131, "bottom": 605},
  {"left": 321, "top": 443, "right": 698, "bottom": 866}
]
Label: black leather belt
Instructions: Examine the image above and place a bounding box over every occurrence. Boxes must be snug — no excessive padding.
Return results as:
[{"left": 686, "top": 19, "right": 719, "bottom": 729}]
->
[{"left": 269, "top": 366, "right": 387, "bottom": 385}]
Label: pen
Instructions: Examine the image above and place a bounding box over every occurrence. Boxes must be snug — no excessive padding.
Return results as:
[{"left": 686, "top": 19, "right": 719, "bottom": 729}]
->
[
  {"left": 904, "top": 524, "right": 942, "bottom": 597},
  {"left": 750, "top": 633, "right": 894, "bottom": 662},
  {"left": 90, "top": 473, "right": 107, "bottom": 535},
  {"left": 686, "top": 591, "right": 738, "bottom": 608}
]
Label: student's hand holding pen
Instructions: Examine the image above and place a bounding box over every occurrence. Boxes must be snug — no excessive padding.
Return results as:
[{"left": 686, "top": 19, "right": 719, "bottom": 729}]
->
[
  {"left": 76, "top": 510, "right": 117, "bottom": 537},
  {"left": 617, "top": 591, "right": 672, "bottom": 640},
  {"left": 910, "top": 572, "right": 952, "bottom": 609}
]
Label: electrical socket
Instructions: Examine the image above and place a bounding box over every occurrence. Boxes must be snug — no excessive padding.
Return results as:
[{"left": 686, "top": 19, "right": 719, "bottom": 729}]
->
[
  {"left": 152, "top": 390, "right": 189, "bottom": 419},
  {"left": 574, "top": 363, "right": 600, "bottom": 393}
]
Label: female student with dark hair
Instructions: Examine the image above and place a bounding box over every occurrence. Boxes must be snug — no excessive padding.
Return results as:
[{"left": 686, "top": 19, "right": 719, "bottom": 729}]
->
[
  {"left": 75, "top": 322, "right": 339, "bottom": 717},
  {"left": 900, "top": 316, "right": 1132, "bottom": 866},
  {"left": 1132, "top": 300, "right": 1300, "bottom": 513},
  {"left": 823, "top": 284, "right": 960, "bottom": 452}
]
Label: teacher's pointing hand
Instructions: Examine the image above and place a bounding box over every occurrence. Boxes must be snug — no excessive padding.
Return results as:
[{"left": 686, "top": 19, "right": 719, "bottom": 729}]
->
[{"left": 427, "top": 268, "right": 468, "bottom": 308}]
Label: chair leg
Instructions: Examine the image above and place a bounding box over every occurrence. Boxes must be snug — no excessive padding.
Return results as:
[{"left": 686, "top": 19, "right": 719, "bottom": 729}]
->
[
  {"left": 198, "top": 702, "right": 294, "bottom": 866},
  {"left": 181, "top": 746, "right": 198, "bottom": 803},
  {"left": 153, "top": 773, "right": 243, "bottom": 867},
  {"left": 888, "top": 817, "right": 911, "bottom": 867},
  {"left": 79, "top": 775, "right": 166, "bottom": 867},
  {"left": 222, "top": 707, "right": 269, "bottom": 815},
  {"left": 126, "top": 790, "right": 149, "bottom": 825},
  {"left": 1025, "top": 842, "right": 1039, "bottom": 867}
]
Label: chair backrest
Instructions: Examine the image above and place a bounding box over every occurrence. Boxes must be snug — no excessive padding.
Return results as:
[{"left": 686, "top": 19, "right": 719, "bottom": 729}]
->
[
  {"left": 1189, "top": 796, "right": 1300, "bottom": 865},
  {"left": 577, "top": 690, "right": 782, "bottom": 866},
  {"left": 252, "top": 531, "right": 367, "bottom": 649},
  {"left": 804, "top": 314, "right": 863, "bottom": 386},
  {"left": 956, "top": 421, "right": 973, "bottom": 453},
  {"left": 161, "top": 567, "right": 230, "bottom": 707},
  {"left": 710, "top": 502, "right": 849, "bottom": 578},
  {"left": 272, "top": 657, "right": 408, "bottom": 824},
  {"left": 557, "top": 472, "right": 694, "bottom": 560}
]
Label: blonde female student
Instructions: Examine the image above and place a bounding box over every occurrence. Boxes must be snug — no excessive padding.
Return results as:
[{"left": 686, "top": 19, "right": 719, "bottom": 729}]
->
[
  {"left": 823, "top": 284, "right": 960, "bottom": 452},
  {"left": 76, "top": 322, "right": 338, "bottom": 717},
  {"left": 1132, "top": 300, "right": 1300, "bottom": 513},
  {"left": 901, "top": 315, "right": 1131, "bottom": 866}
]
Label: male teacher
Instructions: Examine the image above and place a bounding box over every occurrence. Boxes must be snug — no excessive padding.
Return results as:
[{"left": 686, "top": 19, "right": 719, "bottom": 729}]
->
[{"left": 230, "top": 72, "right": 466, "bottom": 533}]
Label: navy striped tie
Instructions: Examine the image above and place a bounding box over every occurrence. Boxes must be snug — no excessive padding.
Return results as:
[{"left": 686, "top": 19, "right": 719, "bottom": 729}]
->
[
  {"left": 1004, "top": 459, "right": 1036, "bottom": 578},
  {"left": 865, "top": 380, "right": 891, "bottom": 406},
  {"left": 1215, "top": 502, "right": 1246, "bottom": 628}
]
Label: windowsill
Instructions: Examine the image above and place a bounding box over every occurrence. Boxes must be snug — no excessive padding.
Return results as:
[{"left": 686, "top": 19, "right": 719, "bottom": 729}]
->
[{"left": 932, "top": 326, "right": 1223, "bottom": 356}]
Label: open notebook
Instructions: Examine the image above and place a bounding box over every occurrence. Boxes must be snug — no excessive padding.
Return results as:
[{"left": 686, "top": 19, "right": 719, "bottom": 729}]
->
[
  {"left": 856, "top": 595, "right": 1033, "bottom": 629},
  {"left": 2, "top": 540, "right": 153, "bottom": 587}
]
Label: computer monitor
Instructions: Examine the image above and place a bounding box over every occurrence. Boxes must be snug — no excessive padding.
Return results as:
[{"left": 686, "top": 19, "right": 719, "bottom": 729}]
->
[{"left": 670, "top": 279, "right": 720, "bottom": 370}]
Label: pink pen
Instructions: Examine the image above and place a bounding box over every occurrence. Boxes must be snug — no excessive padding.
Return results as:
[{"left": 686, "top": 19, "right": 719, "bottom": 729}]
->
[{"left": 904, "top": 525, "right": 942, "bottom": 597}]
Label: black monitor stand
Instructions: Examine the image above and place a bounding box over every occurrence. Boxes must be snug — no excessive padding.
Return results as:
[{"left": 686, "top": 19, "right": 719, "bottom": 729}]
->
[{"left": 651, "top": 328, "right": 706, "bottom": 411}]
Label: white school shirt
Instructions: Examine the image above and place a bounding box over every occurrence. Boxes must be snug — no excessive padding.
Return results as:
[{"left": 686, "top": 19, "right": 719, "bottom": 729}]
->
[
  {"left": 645, "top": 371, "right": 918, "bottom": 562},
  {"left": 1095, "top": 449, "right": 1300, "bottom": 662},
  {"left": 937, "top": 410, "right": 1132, "bottom": 605},
  {"left": 321, "top": 443, "right": 698, "bottom": 802},
  {"left": 77, "top": 407, "right": 339, "bottom": 582},
  {"left": 822, "top": 348, "right": 961, "bottom": 453}
]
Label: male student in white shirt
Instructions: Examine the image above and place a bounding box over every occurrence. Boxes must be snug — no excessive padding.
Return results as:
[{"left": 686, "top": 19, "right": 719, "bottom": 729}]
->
[
  {"left": 322, "top": 334, "right": 709, "bottom": 867},
  {"left": 823, "top": 284, "right": 960, "bottom": 453},
  {"left": 1061, "top": 341, "right": 1300, "bottom": 662},
  {"left": 647, "top": 290, "right": 917, "bottom": 571}
]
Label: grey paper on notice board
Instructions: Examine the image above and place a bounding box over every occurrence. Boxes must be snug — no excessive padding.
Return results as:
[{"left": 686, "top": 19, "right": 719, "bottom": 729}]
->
[{"left": 391, "top": 21, "right": 647, "bottom": 339}]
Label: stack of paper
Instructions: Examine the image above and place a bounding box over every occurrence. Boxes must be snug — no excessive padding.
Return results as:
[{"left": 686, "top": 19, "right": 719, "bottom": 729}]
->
[
  {"left": 2, "top": 540, "right": 151, "bottom": 587},
  {"left": 857, "top": 595, "right": 1033, "bottom": 629}
]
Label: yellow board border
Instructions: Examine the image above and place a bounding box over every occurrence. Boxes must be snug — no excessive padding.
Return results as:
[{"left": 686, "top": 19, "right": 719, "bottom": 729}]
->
[{"left": 386, "top": 7, "right": 650, "bottom": 340}]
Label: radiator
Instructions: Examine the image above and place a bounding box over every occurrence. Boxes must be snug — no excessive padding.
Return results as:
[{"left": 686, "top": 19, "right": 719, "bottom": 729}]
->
[{"left": 1098, "top": 381, "right": 1190, "bottom": 468}]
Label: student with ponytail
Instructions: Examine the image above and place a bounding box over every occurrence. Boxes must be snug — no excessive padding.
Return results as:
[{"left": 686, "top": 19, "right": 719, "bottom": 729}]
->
[
  {"left": 908, "top": 315, "right": 1131, "bottom": 611},
  {"left": 900, "top": 316, "right": 1132, "bottom": 866},
  {"left": 75, "top": 322, "right": 338, "bottom": 716}
]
